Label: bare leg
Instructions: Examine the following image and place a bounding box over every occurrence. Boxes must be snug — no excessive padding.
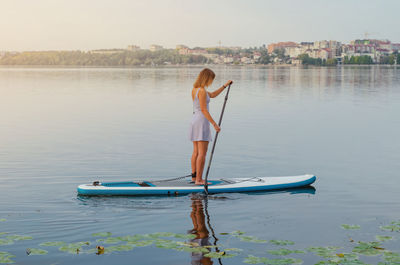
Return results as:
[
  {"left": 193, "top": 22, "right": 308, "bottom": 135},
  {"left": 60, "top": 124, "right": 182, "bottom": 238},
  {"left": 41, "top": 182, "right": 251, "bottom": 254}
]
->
[
  {"left": 195, "top": 141, "right": 209, "bottom": 185},
  {"left": 191, "top": 142, "right": 198, "bottom": 181}
]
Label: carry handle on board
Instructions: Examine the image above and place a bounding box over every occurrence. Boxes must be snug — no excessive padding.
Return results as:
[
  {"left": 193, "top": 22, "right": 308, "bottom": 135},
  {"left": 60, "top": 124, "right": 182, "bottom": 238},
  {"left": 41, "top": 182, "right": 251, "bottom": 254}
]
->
[{"left": 204, "top": 82, "right": 232, "bottom": 194}]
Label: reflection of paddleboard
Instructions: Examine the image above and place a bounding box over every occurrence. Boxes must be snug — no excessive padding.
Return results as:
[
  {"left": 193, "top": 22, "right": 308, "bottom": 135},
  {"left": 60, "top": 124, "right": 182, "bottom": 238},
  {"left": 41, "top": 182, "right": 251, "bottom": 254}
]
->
[{"left": 77, "top": 174, "right": 316, "bottom": 196}]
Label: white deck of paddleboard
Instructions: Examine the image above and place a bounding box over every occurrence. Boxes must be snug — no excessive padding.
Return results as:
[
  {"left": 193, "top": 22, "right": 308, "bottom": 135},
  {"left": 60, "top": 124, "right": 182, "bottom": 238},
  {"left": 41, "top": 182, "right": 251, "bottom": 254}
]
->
[{"left": 78, "top": 174, "right": 315, "bottom": 194}]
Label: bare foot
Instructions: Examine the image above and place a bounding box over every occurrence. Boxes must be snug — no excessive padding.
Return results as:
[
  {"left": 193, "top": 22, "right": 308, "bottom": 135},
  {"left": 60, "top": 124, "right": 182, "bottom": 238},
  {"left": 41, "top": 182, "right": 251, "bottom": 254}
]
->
[{"left": 195, "top": 180, "right": 212, "bottom": 185}]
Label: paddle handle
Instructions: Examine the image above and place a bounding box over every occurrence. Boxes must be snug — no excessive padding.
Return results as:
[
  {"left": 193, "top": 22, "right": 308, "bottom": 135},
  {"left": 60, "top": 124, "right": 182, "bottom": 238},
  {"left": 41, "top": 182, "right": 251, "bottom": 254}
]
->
[{"left": 204, "top": 83, "right": 232, "bottom": 194}]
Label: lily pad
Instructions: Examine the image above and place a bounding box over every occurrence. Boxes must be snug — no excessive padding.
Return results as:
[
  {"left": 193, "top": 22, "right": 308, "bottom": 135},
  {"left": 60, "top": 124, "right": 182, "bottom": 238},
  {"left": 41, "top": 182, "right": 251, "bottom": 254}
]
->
[
  {"left": 97, "top": 237, "right": 122, "bottom": 244},
  {"left": 381, "top": 251, "right": 400, "bottom": 263},
  {"left": 154, "top": 239, "right": 181, "bottom": 249},
  {"left": 0, "top": 251, "right": 15, "bottom": 264},
  {"left": 380, "top": 225, "right": 400, "bottom": 232},
  {"left": 120, "top": 234, "right": 146, "bottom": 242},
  {"left": 315, "top": 252, "right": 365, "bottom": 265},
  {"left": 204, "top": 251, "right": 237, "bottom": 258},
  {"left": 173, "top": 233, "right": 196, "bottom": 239},
  {"left": 0, "top": 238, "right": 14, "bottom": 246},
  {"left": 231, "top": 230, "right": 245, "bottom": 235},
  {"left": 92, "top": 232, "right": 112, "bottom": 237},
  {"left": 352, "top": 241, "right": 384, "bottom": 256},
  {"left": 341, "top": 224, "right": 361, "bottom": 230},
  {"left": 127, "top": 240, "right": 154, "bottom": 247},
  {"left": 269, "top": 240, "right": 295, "bottom": 246},
  {"left": 225, "top": 248, "right": 243, "bottom": 252},
  {"left": 237, "top": 235, "right": 267, "bottom": 243},
  {"left": 375, "top": 235, "right": 393, "bottom": 242},
  {"left": 59, "top": 242, "right": 90, "bottom": 254},
  {"left": 267, "top": 249, "right": 305, "bottom": 256},
  {"left": 104, "top": 244, "right": 134, "bottom": 253},
  {"left": 149, "top": 232, "right": 175, "bottom": 238},
  {"left": 26, "top": 248, "right": 48, "bottom": 255},
  {"left": 40, "top": 241, "right": 66, "bottom": 247},
  {"left": 306, "top": 247, "right": 341, "bottom": 258},
  {"left": 315, "top": 259, "right": 368, "bottom": 265},
  {"left": 6, "top": 235, "right": 33, "bottom": 241},
  {"left": 244, "top": 255, "right": 303, "bottom": 264}
]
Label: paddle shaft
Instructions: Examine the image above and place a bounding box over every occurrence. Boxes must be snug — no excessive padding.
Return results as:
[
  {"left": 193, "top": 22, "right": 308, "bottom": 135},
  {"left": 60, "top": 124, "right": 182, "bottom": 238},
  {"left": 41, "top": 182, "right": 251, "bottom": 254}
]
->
[{"left": 204, "top": 83, "right": 232, "bottom": 194}]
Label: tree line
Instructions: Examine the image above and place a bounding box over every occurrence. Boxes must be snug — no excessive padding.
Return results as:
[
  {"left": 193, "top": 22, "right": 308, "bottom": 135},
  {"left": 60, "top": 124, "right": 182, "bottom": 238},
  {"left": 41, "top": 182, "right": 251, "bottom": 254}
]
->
[{"left": 0, "top": 50, "right": 209, "bottom": 66}]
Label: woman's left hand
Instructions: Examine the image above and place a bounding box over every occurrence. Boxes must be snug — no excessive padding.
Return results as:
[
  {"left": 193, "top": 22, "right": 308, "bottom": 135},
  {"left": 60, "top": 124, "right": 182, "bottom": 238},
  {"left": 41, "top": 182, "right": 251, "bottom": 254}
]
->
[{"left": 225, "top": 80, "right": 233, "bottom": 87}]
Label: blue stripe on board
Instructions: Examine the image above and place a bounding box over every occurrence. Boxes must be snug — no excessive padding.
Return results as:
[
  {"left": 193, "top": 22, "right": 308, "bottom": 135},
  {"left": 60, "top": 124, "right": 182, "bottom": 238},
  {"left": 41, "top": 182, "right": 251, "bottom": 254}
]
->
[{"left": 77, "top": 176, "right": 316, "bottom": 196}]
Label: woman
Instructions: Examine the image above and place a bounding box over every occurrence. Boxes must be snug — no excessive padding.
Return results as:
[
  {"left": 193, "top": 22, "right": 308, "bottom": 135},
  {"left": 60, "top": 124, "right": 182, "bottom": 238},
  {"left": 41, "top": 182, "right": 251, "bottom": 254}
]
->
[{"left": 189, "top": 68, "right": 232, "bottom": 185}]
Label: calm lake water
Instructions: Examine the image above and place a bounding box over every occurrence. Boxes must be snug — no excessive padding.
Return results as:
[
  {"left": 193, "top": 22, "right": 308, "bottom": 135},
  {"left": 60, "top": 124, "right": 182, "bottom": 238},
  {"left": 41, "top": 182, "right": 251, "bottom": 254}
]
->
[{"left": 0, "top": 66, "right": 399, "bottom": 264}]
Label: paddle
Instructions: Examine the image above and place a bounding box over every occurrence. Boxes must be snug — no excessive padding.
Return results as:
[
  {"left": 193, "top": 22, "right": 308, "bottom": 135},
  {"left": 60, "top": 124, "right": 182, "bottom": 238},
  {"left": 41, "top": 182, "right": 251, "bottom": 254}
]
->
[{"left": 204, "top": 82, "right": 232, "bottom": 194}]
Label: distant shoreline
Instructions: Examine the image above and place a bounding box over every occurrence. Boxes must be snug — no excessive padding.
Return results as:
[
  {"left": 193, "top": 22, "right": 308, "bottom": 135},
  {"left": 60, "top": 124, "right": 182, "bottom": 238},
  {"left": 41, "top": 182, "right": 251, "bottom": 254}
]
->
[{"left": 0, "top": 64, "right": 398, "bottom": 68}]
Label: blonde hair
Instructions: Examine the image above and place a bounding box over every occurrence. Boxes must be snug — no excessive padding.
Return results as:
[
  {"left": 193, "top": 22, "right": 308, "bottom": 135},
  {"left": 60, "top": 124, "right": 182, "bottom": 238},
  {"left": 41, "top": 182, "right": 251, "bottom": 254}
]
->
[{"left": 193, "top": 68, "right": 215, "bottom": 88}]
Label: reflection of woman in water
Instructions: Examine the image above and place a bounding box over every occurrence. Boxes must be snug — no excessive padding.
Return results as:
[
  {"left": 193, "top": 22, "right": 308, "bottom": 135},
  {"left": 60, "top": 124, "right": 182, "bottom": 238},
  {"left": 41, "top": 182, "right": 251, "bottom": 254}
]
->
[{"left": 189, "top": 198, "right": 213, "bottom": 265}]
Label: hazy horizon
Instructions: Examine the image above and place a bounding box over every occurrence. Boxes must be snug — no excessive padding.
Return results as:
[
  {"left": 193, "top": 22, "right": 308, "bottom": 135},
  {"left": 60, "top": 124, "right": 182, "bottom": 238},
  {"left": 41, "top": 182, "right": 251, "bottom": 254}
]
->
[{"left": 1, "top": 0, "right": 400, "bottom": 51}]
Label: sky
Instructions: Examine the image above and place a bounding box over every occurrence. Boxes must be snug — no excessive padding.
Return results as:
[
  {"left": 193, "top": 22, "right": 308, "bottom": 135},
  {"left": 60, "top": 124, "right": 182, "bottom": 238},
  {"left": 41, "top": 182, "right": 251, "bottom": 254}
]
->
[{"left": 1, "top": 0, "right": 399, "bottom": 51}]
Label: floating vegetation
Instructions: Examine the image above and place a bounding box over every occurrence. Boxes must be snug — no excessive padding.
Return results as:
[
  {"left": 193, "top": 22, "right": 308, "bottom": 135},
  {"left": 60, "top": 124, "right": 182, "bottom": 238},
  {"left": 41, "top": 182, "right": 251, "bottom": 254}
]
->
[
  {"left": 148, "top": 232, "right": 175, "bottom": 237},
  {"left": 306, "top": 246, "right": 341, "bottom": 258},
  {"left": 380, "top": 220, "right": 400, "bottom": 232},
  {"left": 58, "top": 241, "right": 90, "bottom": 254},
  {"left": 103, "top": 244, "right": 134, "bottom": 253},
  {"left": 92, "top": 232, "right": 112, "bottom": 237},
  {"left": 6, "top": 235, "right": 33, "bottom": 241},
  {"left": 313, "top": 252, "right": 370, "bottom": 264},
  {"left": 26, "top": 248, "right": 48, "bottom": 255},
  {"left": 375, "top": 235, "right": 393, "bottom": 242},
  {"left": 237, "top": 235, "right": 267, "bottom": 243},
  {"left": 0, "top": 251, "right": 15, "bottom": 264},
  {"left": 341, "top": 224, "right": 361, "bottom": 230},
  {"left": 380, "top": 225, "right": 400, "bottom": 232},
  {"left": 381, "top": 251, "right": 400, "bottom": 264},
  {"left": 173, "top": 233, "right": 197, "bottom": 239},
  {"left": 269, "top": 240, "right": 295, "bottom": 246},
  {"left": 244, "top": 255, "right": 303, "bottom": 264},
  {"left": 0, "top": 219, "right": 6, "bottom": 222},
  {"left": 352, "top": 241, "right": 384, "bottom": 256},
  {"left": 97, "top": 237, "right": 122, "bottom": 244},
  {"left": 204, "top": 251, "right": 237, "bottom": 258},
  {"left": 127, "top": 239, "right": 153, "bottom": 247},
  {"left": 225, "top": 248, "right": 243, "bottom": 252},
  {"left": 1, "top": 218, "right": 399, "bottom": 264},
  {"left": 39, "top": 241, "right": 66, "bottom": 247},
  {"left": 0, "top": 238, "right": 13, "bottom": 246},
  {"left": 267, "top": 249, "right": 305, "bottom": 256}
]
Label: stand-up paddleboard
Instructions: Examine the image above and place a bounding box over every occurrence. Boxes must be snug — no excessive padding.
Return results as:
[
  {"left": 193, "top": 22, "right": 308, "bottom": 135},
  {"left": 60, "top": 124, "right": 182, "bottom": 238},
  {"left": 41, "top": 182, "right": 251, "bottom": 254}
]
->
[{"left": 77, "top": 174, "right": 316, "bottom": 196}]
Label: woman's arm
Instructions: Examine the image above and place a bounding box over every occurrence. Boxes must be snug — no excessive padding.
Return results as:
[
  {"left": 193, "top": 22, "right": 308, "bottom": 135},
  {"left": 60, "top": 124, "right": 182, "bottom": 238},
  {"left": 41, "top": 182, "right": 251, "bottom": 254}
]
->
[
  {"left": 208, "top": 80, "right": 233, "bottom": 98},
  {"left": 198, "top": 89, "right": 220, "bottom": 132}
]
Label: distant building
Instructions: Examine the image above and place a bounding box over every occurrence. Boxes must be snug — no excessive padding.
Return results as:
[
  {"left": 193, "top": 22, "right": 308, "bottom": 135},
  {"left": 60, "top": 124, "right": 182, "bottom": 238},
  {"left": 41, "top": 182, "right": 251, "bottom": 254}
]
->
[
  {"left": 392, "top": 43, "right": 400, "bottom": 51},
  {"left": 188, "top": 49, "right": 208, "bottom": 55},
  {"left": 291, "top": 59, "right": 302, "bottom": 65},
  {"left": 176, "top": 44, "right": 188, "bottom": 50},
  {"left": 223, "top": 56, "right": 234, "bottom": 63},
  {"left": 127, "top": 45, "right": 140, "bottom": 51},
  {"left": 178, "top": 48, "right": 189, "bottom": 55},
  {"left": 90, "top": 49, "right": 125, "bottom": 54},
  {"left": 240, "top": 56, "right": 252, "bottom": 64},
  {"left": 150, "top": 44, "right": 163, "bottom": 52},
  {"left": 268, "top": 42, "right": 298, "bottom": 53},
  {"left": 253, "top": 52, "right": 261, "bottom": 60},
  {"left": 300, "top": 42, "right": 314, "bottom": 49}
]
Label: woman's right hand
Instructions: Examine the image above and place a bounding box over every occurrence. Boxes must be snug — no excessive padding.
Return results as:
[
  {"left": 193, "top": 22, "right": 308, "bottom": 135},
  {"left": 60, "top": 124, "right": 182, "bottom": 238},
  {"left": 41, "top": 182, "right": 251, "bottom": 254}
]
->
[{"left": 213, "top": 123, "right": 221, "bottom": 132}]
